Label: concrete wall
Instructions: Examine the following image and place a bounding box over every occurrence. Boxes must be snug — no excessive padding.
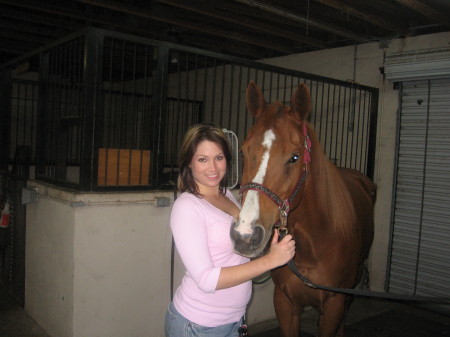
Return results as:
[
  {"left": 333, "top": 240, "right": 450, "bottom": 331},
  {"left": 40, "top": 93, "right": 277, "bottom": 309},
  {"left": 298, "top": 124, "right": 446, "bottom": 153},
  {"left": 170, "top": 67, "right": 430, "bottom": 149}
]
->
[
  {"left": 24, "top": 31, "right": 450, "bottom": 337},
  {"left": 25, "top": 183, "right": 174, "bottom": 337},
  {"left": 26, "top": 192, "right": 75, "bottom": 337}
]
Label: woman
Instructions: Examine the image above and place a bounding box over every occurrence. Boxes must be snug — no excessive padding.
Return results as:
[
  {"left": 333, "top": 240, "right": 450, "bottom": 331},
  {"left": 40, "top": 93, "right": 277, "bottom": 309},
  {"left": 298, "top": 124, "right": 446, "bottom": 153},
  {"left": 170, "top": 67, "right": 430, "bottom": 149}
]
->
[{"left": 165, "top": 124, "right": 295, "bottom": 337}]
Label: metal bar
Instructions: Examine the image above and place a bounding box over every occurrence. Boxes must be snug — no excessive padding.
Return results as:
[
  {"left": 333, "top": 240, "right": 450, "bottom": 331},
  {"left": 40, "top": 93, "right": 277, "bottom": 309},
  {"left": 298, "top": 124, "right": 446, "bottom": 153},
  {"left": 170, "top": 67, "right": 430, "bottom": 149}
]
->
[
  {"left": 227, "top": 64, "right": 235, "bottom": 130},
  {"left": 0, "top": 70, "right": 12, "bottom": 170},
  {"left": 13, "top": 81, "right": 20, "bottom": 154},
  {"left": 329, "top": 84, "right": 336, "bottom": 162},
  {"left": 176, "top": 51, "right": 183, "bottom": 161},
  {"left": 76, "top": 38, "right": 83, "bottom": 165},
  {"left": 22, "top": 83, "right": 28, "bottom": 146},
  {"left": 142, "top": 45, "right": 150, "bottom": 150},
  {"left": 269, "top": 71, "right": 273, "bottom": 102},
  {"left": 35, "top": 51, "right": 48, "bottom": 178},
  {"left": 366, "top": 88, "right": 378, "bottom": 180},
  {"left": 210, "top": 58, "right": 217, "bottom": 123},
  {"left": 356, "top": 89, "right": 364, "bottom": 171},
  {"left": 362, "top": 92, "right": 370, "bottom": 173},
  {"left": 358, "top": 91, "right": 367, "bottom": 173},
  {"left": 276, "top": 72, "right": 280, "bottom": 101},
  {"left": 67, "top": 40, "right": 74, "bottom": 163},
  {"left": 219, "top": 62, "right": 226, "bottom": 127},
  {"left": 339, "top": 86, "right": 348, "bottom": 167},
  {"left": 48, "top": 45, "right": 58, "bottom": 178},
  {"left": 151, "top": 44, "right": 170, "bottom": 189},
  {"left": 236, "top": 65, "right": 243, "bottom": 135},
  {"left": 80, "top": 29, "right": 103, "bottom": 191},
  {"left": 312, "top": 80, "right": 319, "bottom": 127},
  {"left": 244, "top": 66, "right": 251, "bottom": 134},
  {"left": 282, "top": 73, "right": 287, "bottom": 104},
  {"left": 31, "top": 82, "right": 37, "bottom": 161},
  {"left": 334, "top": 85, "right": 342, "bottom": 166},
  {"left": 348, "top": 86, "right": 356, "bottom": 170}
]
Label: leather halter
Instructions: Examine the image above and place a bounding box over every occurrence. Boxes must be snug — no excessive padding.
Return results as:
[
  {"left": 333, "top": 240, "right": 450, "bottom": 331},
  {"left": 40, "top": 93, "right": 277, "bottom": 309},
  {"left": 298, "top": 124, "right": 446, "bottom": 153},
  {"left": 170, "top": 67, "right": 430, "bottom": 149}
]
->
[{"left": 240, "top": 123, "right": 311, "bottom": 234}]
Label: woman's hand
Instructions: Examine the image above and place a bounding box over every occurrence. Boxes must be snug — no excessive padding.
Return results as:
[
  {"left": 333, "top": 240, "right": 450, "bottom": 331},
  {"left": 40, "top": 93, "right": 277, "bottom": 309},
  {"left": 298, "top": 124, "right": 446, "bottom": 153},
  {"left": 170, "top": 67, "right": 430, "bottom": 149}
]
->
[
  {"left": 217, "top": 229, "right": 296, "bottom": 290},
  {"left": 265, "top": 229, "right": 296, "bottom": 269}
]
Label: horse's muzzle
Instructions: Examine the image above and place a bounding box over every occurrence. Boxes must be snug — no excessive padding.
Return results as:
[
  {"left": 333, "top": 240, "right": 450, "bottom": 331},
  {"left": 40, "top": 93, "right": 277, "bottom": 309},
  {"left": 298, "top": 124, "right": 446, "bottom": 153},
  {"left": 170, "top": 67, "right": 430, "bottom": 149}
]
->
[{"left": 230, "top": 221, "right": 265, "bottom": 257}]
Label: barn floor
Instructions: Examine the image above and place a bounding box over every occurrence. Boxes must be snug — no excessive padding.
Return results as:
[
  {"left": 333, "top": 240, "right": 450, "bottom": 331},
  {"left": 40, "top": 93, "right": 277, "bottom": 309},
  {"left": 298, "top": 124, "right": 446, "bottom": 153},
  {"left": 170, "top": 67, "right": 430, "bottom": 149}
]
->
[
  {"left": 251, "top": 296, "right": 450, "bottom": 337},
  {"left": 1, "top": 283, "right": 449, "bottom": 337},
  {"left": 0, "top": 283, "right": 50, "bottom": 337}
]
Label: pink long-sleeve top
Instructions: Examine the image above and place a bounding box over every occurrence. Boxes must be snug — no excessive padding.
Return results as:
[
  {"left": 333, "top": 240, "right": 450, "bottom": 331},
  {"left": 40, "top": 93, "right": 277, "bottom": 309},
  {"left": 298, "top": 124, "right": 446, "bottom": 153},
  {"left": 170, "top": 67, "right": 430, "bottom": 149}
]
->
[{"left": 170, "top": 190, "right": 251, "bottom": 327}]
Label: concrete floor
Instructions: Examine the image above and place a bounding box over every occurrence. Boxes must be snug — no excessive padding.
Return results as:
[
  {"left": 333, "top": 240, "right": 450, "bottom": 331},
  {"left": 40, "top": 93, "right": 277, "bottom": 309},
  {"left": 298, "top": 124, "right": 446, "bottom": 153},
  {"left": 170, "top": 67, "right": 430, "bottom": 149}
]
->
[
  {"left": 251, "top": 296, "right": 450, "bottom": 337},
  {"left": 250, "top": 296, "right": 402, "bottom": 336},
  {"left": 0, "top": 284, "right": 50, "bottom": 337},
  {"left": 1, "top": 283, "right": 448, "bottom": 337}
]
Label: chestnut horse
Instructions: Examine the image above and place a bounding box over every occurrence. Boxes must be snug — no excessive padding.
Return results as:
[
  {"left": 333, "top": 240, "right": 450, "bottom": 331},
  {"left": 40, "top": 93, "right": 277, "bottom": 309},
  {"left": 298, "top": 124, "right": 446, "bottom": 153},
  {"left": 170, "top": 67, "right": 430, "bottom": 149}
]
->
[{"left": 231, "top": 82, "right": 376, "bottom": 337}]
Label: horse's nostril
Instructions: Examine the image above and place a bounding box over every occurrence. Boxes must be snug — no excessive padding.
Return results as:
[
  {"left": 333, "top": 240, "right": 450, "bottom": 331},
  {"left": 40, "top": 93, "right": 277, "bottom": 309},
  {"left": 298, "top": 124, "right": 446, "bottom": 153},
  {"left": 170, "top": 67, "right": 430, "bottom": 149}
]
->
[
  {"left": 250, "top": 225, "right": 264, "bottom": 248},
  {"left": 230, "top": 223, "right": 239, "bottom": 241}
]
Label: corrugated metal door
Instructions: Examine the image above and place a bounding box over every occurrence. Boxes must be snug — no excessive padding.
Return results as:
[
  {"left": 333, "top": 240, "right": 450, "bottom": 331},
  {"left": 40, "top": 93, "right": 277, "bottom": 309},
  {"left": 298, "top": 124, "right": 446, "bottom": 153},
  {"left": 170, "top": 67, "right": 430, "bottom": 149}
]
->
[{"left": 388, "top": 78, "right": 450, "bottom": 298}]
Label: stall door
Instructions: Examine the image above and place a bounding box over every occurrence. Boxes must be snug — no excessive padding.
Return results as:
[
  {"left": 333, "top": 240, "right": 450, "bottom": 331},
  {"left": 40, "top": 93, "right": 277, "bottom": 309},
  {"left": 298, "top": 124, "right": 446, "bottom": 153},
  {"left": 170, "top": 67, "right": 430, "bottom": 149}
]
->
[{"left": 388, "top": 79, "right": 450, "bottom": 300}]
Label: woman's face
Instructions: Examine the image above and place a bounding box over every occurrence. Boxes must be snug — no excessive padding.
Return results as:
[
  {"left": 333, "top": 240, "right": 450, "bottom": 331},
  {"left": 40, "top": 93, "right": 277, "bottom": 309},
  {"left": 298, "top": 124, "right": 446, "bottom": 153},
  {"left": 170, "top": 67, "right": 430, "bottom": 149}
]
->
[{"left": 190, "top": 140, "right": 227, "bottom": 194}]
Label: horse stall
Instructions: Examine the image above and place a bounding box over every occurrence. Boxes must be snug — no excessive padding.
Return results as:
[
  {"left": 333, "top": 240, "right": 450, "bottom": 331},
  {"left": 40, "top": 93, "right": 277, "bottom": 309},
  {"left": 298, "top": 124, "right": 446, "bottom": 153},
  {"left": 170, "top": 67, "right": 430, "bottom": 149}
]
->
[{"left": 0, "top": 28, "right": 378, "bottom": 337}]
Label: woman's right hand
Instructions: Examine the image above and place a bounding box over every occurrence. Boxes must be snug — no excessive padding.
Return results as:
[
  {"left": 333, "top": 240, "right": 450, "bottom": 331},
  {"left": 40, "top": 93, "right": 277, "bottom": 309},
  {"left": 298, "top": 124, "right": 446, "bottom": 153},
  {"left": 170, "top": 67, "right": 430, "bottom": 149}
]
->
[{"left": 266, "top": 229, "right": 296, "bottom": 269}]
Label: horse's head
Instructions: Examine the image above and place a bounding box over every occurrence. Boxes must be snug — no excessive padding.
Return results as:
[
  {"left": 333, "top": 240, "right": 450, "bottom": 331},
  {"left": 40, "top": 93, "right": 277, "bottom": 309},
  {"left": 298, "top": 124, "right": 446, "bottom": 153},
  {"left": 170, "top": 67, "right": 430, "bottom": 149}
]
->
[{"left": 231, "top": 81, "right": 312, "bottom": 258}]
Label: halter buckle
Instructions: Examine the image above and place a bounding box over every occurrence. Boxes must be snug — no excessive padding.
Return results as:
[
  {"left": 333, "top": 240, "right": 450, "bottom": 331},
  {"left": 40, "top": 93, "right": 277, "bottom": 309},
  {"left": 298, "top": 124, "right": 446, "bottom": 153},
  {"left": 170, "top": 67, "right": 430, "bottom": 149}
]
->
[
  {"left": 279, "top": 200, "right": 290, "bottom": 217},
  {"left": 278, "top": 200, "right": 290, "bottom": 235}
]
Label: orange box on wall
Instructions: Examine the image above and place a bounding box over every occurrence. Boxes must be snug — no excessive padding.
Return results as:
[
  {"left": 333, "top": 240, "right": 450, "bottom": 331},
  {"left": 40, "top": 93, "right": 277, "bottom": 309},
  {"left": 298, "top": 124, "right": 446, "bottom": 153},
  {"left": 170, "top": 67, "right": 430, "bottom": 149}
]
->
[{"left": 98, "top": 148, "right": 151, "bottom": 186}]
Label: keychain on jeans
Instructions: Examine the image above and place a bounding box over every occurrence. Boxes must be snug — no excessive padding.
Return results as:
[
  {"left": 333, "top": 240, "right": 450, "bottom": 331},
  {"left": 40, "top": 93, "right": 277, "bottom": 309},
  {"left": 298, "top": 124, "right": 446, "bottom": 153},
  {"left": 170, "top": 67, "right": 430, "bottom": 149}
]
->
[{"left": 238, "top": 314, "right": 248, "bottom": 337}]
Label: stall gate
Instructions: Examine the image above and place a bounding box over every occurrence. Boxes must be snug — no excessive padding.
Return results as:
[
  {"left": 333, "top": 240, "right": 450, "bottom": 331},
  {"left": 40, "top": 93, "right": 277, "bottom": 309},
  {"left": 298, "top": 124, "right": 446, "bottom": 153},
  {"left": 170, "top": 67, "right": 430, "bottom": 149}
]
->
[{"left": 1, "top": 28, "right": 378, "bottom": 192}]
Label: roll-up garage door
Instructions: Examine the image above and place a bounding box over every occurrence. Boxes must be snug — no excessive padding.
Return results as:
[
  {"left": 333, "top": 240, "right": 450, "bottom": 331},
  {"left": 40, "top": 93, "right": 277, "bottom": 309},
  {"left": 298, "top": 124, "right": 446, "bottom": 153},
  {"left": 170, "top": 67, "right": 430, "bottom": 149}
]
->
[{"left": 388, "top": 78, "right": 450, "bottom": 299}]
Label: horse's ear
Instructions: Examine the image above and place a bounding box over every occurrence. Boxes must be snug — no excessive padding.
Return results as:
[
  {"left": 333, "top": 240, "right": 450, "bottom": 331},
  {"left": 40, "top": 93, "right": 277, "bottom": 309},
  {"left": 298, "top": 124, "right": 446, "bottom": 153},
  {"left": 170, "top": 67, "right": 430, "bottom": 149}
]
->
[
  {"left": 246, "top": 81, "right": 266, "bottom": 118},
  {"left": 291, "top": 83, "right": 311, "bottom": 121}
]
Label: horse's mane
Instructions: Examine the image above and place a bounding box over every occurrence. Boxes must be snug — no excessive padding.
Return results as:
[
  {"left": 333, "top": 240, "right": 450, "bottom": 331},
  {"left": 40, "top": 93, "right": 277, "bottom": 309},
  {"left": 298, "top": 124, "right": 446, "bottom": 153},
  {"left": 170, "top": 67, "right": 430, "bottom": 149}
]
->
[{"left": 306, "top": 123, "right": 357, "bottom": 239}]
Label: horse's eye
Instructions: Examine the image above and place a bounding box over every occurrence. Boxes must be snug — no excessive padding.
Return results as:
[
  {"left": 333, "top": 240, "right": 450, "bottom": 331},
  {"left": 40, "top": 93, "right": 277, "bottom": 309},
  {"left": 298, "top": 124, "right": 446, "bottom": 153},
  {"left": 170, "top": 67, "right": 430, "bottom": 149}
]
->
[{"left": 288, "top": 154, "right": 299, "bottom": 164}]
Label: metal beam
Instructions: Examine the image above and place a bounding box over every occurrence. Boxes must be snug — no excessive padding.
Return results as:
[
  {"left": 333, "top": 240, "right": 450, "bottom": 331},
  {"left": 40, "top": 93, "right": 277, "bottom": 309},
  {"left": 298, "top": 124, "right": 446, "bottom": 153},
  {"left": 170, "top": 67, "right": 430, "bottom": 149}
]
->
[
  {"left": 315, "top": 0, "right": 408, "bottom": 34},
  {"left": 76, "top": 0, "right": 294, "bottom": 54},
  {"left": 392, "top": 0, "right": 450, "bottom": 27},
  {"left": 233, "top": 0, "right": 370, "bottom": 43},
  {"left": 154, "top": 0, "right": 327, "bottom": 49}
]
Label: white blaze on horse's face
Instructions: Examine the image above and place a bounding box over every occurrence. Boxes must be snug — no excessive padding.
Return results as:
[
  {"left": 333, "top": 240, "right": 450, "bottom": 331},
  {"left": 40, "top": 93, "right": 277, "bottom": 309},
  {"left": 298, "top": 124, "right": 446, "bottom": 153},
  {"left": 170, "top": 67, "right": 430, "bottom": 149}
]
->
[{"left": 235, "top": 129, "right": 275, "bottom": 235}]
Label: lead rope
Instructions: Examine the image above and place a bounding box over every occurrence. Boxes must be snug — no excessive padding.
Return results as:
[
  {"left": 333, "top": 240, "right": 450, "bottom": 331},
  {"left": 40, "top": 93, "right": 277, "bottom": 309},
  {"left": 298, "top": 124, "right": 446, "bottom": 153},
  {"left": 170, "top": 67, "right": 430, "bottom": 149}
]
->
[{"left": 284, "top": 255, "right": 450, "bottom": 302}]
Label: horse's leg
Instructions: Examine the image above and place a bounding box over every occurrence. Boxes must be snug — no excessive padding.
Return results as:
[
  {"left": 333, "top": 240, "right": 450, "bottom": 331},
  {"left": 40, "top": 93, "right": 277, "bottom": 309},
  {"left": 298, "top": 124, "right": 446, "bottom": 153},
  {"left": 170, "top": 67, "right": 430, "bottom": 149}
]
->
[
  {"left": 274, "top": 285, "right": 302, "bottom": 337},
  {"left": 317, "top": 294, "right": 347, "bottom": 337},
  {"left": 331, "top": 295, "right": 353, "bottom": 337}
]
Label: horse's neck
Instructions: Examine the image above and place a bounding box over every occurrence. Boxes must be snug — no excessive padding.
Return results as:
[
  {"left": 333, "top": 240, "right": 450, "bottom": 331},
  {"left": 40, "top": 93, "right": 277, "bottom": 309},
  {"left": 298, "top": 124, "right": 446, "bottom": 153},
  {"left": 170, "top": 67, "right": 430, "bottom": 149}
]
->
[
  {"left": 291, "top": 184, "right": 346, "bottom": 269},
  {"left": 307, "top": 159, "right": 359, "bottom": 241}
]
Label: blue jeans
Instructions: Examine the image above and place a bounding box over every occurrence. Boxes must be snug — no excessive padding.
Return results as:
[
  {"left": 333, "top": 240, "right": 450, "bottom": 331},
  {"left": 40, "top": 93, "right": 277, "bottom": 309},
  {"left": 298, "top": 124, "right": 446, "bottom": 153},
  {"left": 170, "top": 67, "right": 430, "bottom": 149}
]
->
[{"left": 165, "top": 302, "right": 243, "bottom": 337}]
